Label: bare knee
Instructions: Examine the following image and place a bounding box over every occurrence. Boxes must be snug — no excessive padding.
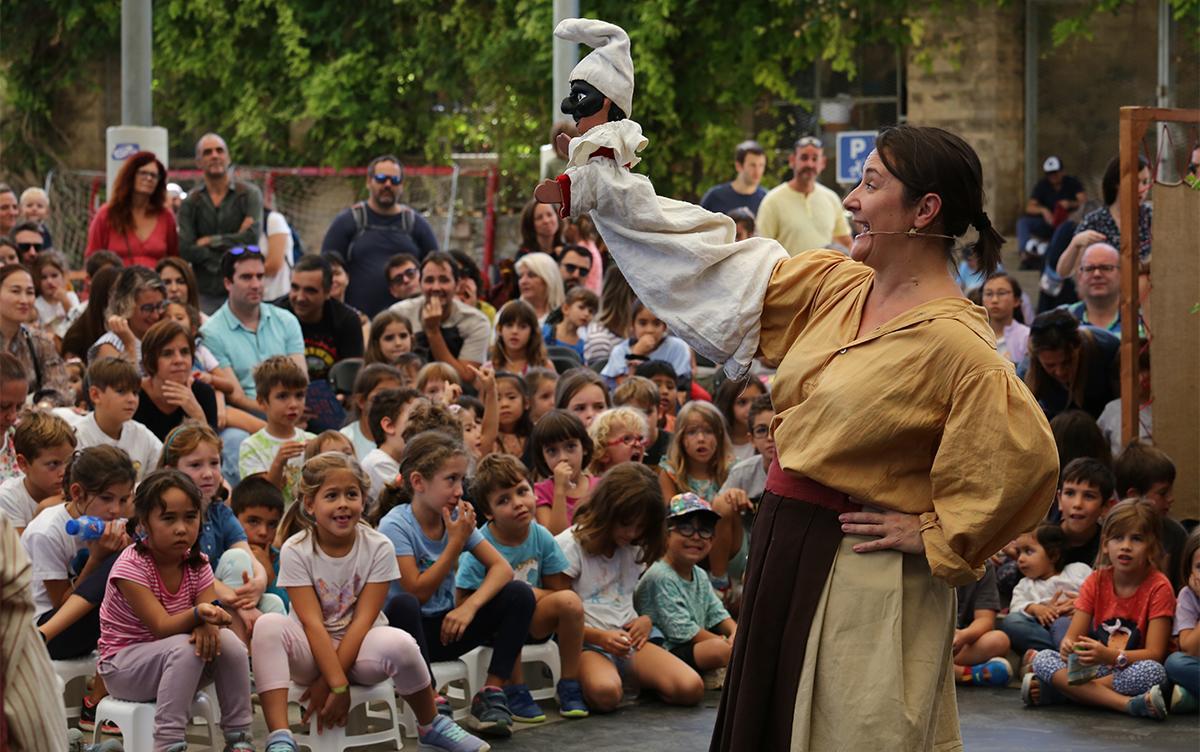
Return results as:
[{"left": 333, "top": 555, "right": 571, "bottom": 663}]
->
[
  {"left": 549, "top": 590, "right": 584, "bottom": 623},
  {"left": 584, "top": 678, "right": 623, "bottom": 712},
  {"left": 661, "top": 671, "right": 704, "bottom": 706}
]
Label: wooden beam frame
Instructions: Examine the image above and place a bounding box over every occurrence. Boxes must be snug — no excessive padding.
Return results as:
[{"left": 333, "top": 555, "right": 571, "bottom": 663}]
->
[{"left": 1117, "top": 107, "right": 1200, "bottom": 446}]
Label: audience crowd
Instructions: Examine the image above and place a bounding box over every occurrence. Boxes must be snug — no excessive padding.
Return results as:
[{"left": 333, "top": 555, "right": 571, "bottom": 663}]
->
[{"left": 0, "top": 132, "right": 1195, "bottom": 752}]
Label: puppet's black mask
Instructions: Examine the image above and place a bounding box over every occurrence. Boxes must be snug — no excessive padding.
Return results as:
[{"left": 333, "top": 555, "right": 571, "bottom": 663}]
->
[{"left": 560, "top": 80, "right": 626, "bottom": 124}]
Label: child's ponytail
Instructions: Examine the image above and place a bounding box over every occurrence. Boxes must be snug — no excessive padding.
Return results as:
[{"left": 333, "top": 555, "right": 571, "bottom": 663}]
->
[
  {"left": 63, "top": 445, "right": 137, "bottom": 506},
  {"left": 372, "top": 431, "right": 467, "bottom": 524}
]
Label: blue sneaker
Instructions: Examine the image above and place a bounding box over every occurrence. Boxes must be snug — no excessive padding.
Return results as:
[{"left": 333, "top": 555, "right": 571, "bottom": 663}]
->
[
  {"left": 264, "top": 729, "right": 299, "bottom": 752},
  {"left": 418, "top": 714, "right": 491, "bottom": 752},
  {"left": 556, "top": 678, "right": 590, "bottom": 718},
  {"left": 503, "top": 683, "right": 545, "bottom": 723},
  {"left": 468, "top": 686, "right": 513, "bottom": 737}
]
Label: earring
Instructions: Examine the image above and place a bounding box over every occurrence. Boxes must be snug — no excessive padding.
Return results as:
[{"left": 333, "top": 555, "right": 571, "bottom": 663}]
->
[{"left": 906, "top": 227, "right": 919, "bottom": 238}]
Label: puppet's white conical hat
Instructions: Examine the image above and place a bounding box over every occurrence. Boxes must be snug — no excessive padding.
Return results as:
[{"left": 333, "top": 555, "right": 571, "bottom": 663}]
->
[{"left": 555, "top": 18, "right": 634, "bottom": 117}]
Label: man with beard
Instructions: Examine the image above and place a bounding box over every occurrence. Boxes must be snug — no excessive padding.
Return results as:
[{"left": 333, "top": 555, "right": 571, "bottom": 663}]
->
[
  {"left": 272, "top": 254, "right": 364, "bottom": 383},
  {"left": 388, "top": 252, "right": 490, "bottom": 387},
  {"left": 755, "top": 136, "right": 852, "bottom": 256},
  {"left": 178, "top": 132, "right": 264, "bottom": 312},
  {"left": 320, "top": 154, "right": 439, "bottom": 317}
]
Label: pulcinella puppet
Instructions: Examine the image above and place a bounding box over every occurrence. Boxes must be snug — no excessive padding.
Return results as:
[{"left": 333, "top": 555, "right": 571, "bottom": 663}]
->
[{"left": 533, "top": 18, "right": 787, "bottom": 380}]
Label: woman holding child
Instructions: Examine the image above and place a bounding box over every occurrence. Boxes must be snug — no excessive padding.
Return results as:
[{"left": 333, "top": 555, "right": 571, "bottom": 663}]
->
[{"left": 542, "top": 111, "right": 1058, "bottom": 750}]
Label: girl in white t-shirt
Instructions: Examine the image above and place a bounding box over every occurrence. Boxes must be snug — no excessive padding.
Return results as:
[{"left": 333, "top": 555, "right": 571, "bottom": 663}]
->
[
  {"left": 31, "top": 250, "right": 81, "bottom": 339},
  {"left": 251, "top": 452, "right": 487, "bottom": 752},
  {"left": 554, "top": 462, "right": 704, "bottom": 713},
  {"left": 97, "top": 469, "right": 254, "bottom": 752}
]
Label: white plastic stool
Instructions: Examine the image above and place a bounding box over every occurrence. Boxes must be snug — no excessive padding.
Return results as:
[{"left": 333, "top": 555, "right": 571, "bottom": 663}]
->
[
  {"left": 52, "top": 653, "right": 98, "bottom": 721},
  {"left": 92, "top": 691, "right": 219, "bottom": 752},
  {"left": 287, "top": 679, "right": 402, "bottom": 751},
  {"left": 464, "top": 642, "right": 562, "bottom": 701},
  {"left": 397, "top": 660, "right": 471, "bottom": 737}
]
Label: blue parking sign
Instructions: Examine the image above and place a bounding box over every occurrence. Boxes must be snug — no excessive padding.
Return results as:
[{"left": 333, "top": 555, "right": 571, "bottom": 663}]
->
[{"left": 836, "top": 131, "right": 877, "bottom": 185}]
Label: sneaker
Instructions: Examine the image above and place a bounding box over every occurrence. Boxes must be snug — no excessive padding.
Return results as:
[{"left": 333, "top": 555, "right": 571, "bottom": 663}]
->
[
  {"left": 264, "top": 729, "right": 299, "bottom": 752},
  {"left": 966, "top": 657, "right": 1011, "bottom": 687},
  {"left": 556, "top": 678, "right": 590, "bottom": 718},
  {"left": 223, "top": 730, "right": 256, "bottom": 751},
  {"left": 435, "top": 693, "right": 454, "bottom": 719},
  {"left": 502, "top": 683, "right": 545, "bottom": 723},
  {"left": 418, "top": 714, "right": 491, "bottom": 752},
  {"left": 78, "top": 696, "right": 122, "bottom": 735},
  {"left": 1172, "top": 684, "right": 1198, "bottom": 714},
  {"left": 164, "top": 745, "right": 188, "bottom": 752},
  {"left": 468, "top": 686, "right": 513, "bottom": 738}
]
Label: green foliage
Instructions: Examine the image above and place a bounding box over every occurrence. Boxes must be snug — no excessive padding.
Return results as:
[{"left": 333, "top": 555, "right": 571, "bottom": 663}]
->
[
  {"left": 5, "top": 0, "right": 1180, "bottom": 206},
  {"left": 1049, "top": 0, "right": 1199, "bottom": 47}
]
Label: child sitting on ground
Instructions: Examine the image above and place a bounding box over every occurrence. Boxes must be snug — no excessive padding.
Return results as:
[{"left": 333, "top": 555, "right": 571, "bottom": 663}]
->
[
  {"left": 525, "top": 367, "right": 559, "bottom": 424},
  {"left": 490, "top": 300, "right": 555, "bottom": 375},
  {"left": 634, "top": 493, "right": 736, "bottom": 687},
  {"left": 1025, "top": 499, "right": 1175, "bottom": 720},
  {"left": 1114, "top": 441, "right": 1185, "bottom": 589},
  {"left": 531, "top": 410, "right": 598, "bottom": 535},
  {"left": 587, "top": 407, "right": 648, "bottom": 475},
  {"left": 458, "top": 453, "right": 591, "bottom": 720},
  {"left": 612, "top": 376, "right": 669, "bottom": 467},
  {"left": 1057, "top": 457, "right": 1115, "bottom": 567},
  {"left": 952, "top": 561, "right": 1013, "bottom": 686},
  {"left": 601, "top": 300, "right": 692, "bottom": 387},
  {"left": 1002, "top": 523, "right": 1092, "bottom": 670},
  {"left": 417, "top": 361, "right": 463, "bottom": 406},
  {"left": 238, "top": 356, "right": 315, "bottom": 504},
  {"left": 1166, "top": 530, "right": 1200, "bottom": 713},
  {"left": 543, "top": 286, "right": 599, "bottom": 359}
]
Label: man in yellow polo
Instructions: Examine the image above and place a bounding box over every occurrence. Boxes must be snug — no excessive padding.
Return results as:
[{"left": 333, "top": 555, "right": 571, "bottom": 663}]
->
[{"left": 756, "top": 136, "right": 852, "bottom": 256}]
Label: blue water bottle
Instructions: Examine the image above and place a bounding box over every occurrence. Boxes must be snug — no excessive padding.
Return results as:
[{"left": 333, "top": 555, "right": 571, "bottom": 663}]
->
[{"left": 65, "top": 516, "right": 106, "bottom": 541}]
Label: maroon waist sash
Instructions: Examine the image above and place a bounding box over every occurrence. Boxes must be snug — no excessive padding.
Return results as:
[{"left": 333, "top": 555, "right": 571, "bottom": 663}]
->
[{"left": 765, "top": 458, "right": 862, "bottom": 515}]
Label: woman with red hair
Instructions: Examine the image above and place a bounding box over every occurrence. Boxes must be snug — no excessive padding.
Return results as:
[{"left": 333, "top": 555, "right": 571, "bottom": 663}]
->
[{"left": 86, "top": 151, "right": 179, "bottom": 268}]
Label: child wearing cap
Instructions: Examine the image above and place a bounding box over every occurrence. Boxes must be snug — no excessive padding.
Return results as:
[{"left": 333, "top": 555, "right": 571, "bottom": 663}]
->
[{"left": 634, "top": 493, "right": 737, "bottom": 686}]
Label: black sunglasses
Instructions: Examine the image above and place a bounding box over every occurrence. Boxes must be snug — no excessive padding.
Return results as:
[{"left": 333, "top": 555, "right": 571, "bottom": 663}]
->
[
  {"left": 17, "top": 242, "right": 44, "bottom": 252},
  {"left": 372, "top": 174, "right": 402, "bottom": 186},
  {"left": 389, "top": 268, "right": 419, "bottom": 285},
  {"left": 563, "top": 262, "right": 591, "bottom": 277}
]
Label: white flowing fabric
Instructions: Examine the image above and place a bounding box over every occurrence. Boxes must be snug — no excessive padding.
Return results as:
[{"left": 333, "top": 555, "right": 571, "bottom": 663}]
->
[{"left": 562, "top": 120, "right": 789, "bottom": 379}]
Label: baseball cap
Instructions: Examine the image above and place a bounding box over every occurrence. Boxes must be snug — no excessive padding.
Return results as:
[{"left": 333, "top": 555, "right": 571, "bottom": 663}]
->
[
  {"left": 667, "top": 493, "right": 721, "bottom": 523},
  {"left": 1042, "top": 156, "right": 1062, "bottom": 173},
  {"left": 167, "top": 182, "right": 186, "bottom": 199}
]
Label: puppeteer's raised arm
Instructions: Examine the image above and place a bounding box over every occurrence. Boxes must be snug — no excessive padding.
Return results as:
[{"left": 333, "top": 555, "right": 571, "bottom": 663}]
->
[{"left": 548, "top": 120, "right": 789, "bottom": 379}]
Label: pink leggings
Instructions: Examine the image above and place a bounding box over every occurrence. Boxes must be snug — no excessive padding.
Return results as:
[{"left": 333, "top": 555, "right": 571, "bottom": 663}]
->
[{"left": 251, "top": 612, "right": 431, "bottom": 696}]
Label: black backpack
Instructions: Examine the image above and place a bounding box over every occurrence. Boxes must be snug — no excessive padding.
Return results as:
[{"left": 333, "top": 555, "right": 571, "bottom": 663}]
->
[{"left": 347, "top": 201, "right": 416, "bottom": 263}]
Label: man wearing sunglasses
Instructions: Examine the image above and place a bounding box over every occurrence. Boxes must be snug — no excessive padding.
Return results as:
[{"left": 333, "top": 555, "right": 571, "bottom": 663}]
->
[
  {"left": 756, "top": 136, "right": 852, "bottom": 257},
  {"left": 557, "top": 245, "right": 593, "bottom": 292},
  {"left": 11, "top": 222, "right": 47, "bottom": 265},
  {"left": 320, "top": 154, "right": 439, "bottom": 317},
  {"left": 384, "top": 253, "right": 422, "bottom": 301},
  {"left": 178, "top": 132, "right": 264, "bottom": 313}
]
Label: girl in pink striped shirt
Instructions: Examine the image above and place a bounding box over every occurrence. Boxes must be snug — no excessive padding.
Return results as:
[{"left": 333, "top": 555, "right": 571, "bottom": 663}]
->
[{"left": 97, "top": 469, "right": 254, "bottom": 752}]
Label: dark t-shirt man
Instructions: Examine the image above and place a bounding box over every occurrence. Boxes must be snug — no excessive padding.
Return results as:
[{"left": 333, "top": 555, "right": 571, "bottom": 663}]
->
[
  {"left": 321, "top": 205, "right": 438, "bottom": 316},
  {"left": 272, "top": 296, "right": 364, "bottom": 382},
  {"left": 1031, "top": 174, "right": 1085, "bottom": 217},
  {"left": 699, "top": 183, "right": 767, "bottom": 216},
  {"left": 134, "top": 380, "right": 219, "bottom": 437}
]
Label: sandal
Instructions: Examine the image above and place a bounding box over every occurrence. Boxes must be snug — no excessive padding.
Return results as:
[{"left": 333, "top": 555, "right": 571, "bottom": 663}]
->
[{"left": 1021, "top": 672, "right": 1064, "bottom": 707}]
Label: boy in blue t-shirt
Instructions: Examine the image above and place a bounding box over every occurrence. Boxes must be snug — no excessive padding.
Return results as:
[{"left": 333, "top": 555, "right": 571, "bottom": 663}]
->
[{"left": 459, "top": 454, "right": 590, "bottom": 720}]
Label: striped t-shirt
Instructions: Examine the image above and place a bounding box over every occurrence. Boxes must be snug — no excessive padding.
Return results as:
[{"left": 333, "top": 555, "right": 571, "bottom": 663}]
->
[{"left": 98, "top": 546, "right": 213, "bottom": 661}]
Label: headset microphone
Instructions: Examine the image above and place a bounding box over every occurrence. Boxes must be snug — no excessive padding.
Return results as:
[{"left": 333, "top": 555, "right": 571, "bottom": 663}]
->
[{"left": 860, "top": 228, "right": 956, "bottom": 241}]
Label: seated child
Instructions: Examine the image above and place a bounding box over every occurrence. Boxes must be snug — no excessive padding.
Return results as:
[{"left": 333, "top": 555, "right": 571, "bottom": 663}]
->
[
  {"left": 339, "top": 363, "right": 405, "bottom": 459},
  {"left": 612, "top": 376, "right": 669, "bottom": 467},
  {"left": 1025, "top": 500, "right": 1175, "bottom": 719},
  {"left": 1058, "top": 457, "right": 1115, "bottom": 567},
  {"left": 458, "top": 454, "right": 590, "bottom": 720},
  {"left": 634, "top": 494, "right": 735, "bottom": 686},
  {"left": 360, "top": 387, "right": 421, "bottom": 508},
  {"left": 531, "top": 410, "right": 598, "bottom": 535},
  {"left": 97, "top": 470, "right": 254, "bottom": 751},
  {"left": 231, "top": 474, "right": 289, "bottom": 611},
  {"left": 635, "top": 360, "right": 678, "bottom": 435},
  {"left": 417, "top": 361, "right": 463, "bottom": 405},
  {"left": 952, "top": 561, "right": 1012, "bottom": 686},
  {"left": 1166, "top": 530, "right": 1200, "bottom": 712},
  {"left": 543, "top": 286, "right": 599, "bottom": 359},
  {"left": 1002, "top": 523, "right": 1092, "bottom": 666},
  {"left": 555, "top": 463, "right": 704, "bottom": 712},
  {"left": 238, "top": 356, "right": 315, "bottom": 504},
  {"left": 305, "top": 429, "right": 356, "bottom": 459},
  {"left": 75, "top": 357, "right": 162, "bottom": 480},
  {"left": 0, "top": 410, "right": 76, "bottom": 533},
  {"left": 378, "top": 431, "right": 535, "bottom": 738},
  {"left": 587, "top": 407, "right": 648, "bottom": 476},
  {"left": 601, "top": 300, "right": 692, "bottom": 387},
  {"left": 1115, "top": 441, "right": 1185, "bottom": 589},
  {"left": 555, "top": 367, "right": 611, "bottom": 429},
  {"left": 525, "top": 368, "right": 559, "bottom": 425}
]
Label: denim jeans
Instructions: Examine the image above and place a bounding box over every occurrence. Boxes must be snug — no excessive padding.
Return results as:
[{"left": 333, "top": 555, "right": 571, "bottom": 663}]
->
[
  {"left": 999, "top": 611, "right": 1072, "bottom": 654},
  {"left": 1166, "top": 651, "right": 1199, "bottom": 697}
]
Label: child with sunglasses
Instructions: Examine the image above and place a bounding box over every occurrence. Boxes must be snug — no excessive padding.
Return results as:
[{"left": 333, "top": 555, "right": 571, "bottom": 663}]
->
[{"left": 634, "top": 493, "right": 736, "bottom": 681}]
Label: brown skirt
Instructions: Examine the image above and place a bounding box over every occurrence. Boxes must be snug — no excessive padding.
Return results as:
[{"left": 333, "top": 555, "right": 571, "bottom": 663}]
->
[{"left": 709, "top": 487, "right": 850, "bottom": 752}]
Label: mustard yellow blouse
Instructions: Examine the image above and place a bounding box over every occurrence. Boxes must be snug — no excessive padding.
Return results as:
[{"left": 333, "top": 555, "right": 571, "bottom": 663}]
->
[{"left": 760, "top": 251, "right": 1058, "bottom": 585}]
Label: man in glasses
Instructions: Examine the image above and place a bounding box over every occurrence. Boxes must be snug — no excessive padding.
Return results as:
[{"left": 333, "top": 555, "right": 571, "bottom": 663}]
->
[
  {"left": 1062, "top": 242, "right": 1143, "bottom": 337},
  {"left": 755, "top": 136, "right": 852, "bottom": 257},
  {"left": 11, "top": 222, "right": 47, "bottom": 265},
  {"left": 700, "top": 140, "right": 768, "bottom": 216},
  {"left": 384, "top": 253, "right": 422, "bottom": 302},
  {"left": 178, "top": 132, "right": 264, "bottom": 313},
  {"left": 557, "top": 245, "right": 593, "bottom": 292},
  {"left": 321, "top": 154, "right": 439, "bottom": 317}
]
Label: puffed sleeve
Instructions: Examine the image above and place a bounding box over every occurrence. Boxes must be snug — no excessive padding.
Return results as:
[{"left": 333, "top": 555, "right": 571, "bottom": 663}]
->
[
  {"left": 757, "top": 251, "right": 869, "bottom": 366},
  {"left": 923, "top": 367, "right": 1058, "bottom": 585}
]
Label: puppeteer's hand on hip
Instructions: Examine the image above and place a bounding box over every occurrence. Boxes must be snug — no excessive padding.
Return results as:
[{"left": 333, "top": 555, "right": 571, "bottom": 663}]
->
[{"left": 839, "top": 507, "right": 925, "bottom": 555}]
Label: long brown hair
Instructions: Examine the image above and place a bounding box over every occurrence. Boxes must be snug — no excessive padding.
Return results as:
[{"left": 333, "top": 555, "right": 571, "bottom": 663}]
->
[
  {"left": 156, "top": 257, "right": 201, "bottom": 310},
  {"left": 107, "top": 151, "right": 168, "bottom": 233},
  {"left": 62, "top": 264, "right": 120, "bottom": 362},
  {"left": 491, "top": 299, "right": 549, "bottom": 370},
  {"left": 1096, "top": 498, "right": 1164, "bottom": 572},
  {"left": 519, "top": 198, "right": 562, "bottom": 254},
  {"left": 1026, "top": 309, "right": 1100, "bottom": 410},
  {"left": 571, "top": 463, "right": 665, "bottom": 564},
  {"left": 663, "top": 400, "right": 732, "bottom": 494}
]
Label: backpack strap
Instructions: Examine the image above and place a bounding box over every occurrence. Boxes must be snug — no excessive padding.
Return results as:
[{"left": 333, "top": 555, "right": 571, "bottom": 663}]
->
[{"left": 347, "top": 201, "right": 368, "bottom": 264}]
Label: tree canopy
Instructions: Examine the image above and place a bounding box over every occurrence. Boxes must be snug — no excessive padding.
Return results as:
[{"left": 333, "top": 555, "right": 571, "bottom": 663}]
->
[{"left": 1, "top": 0, "right": 1196, "bottom": 206}]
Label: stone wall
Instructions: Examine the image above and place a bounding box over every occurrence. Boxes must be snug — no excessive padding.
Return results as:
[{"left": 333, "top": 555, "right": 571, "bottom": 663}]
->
[{"left": 905, "top": 4, "right": 1026, "bottom": 232}]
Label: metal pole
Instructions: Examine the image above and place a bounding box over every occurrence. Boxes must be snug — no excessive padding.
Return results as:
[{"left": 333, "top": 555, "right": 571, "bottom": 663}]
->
[
  {"left": 1158, "top": 0, "right": 1173, "bottom": 108},
  {"left": 1024, "top": 0, "right": 1038, "bottom": 196},
  {"left": 552, "top": 0, "right": 580, "bottom": 123},
  {"left": 121, "top": 0, "right": 153, "bottom": 125}
]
